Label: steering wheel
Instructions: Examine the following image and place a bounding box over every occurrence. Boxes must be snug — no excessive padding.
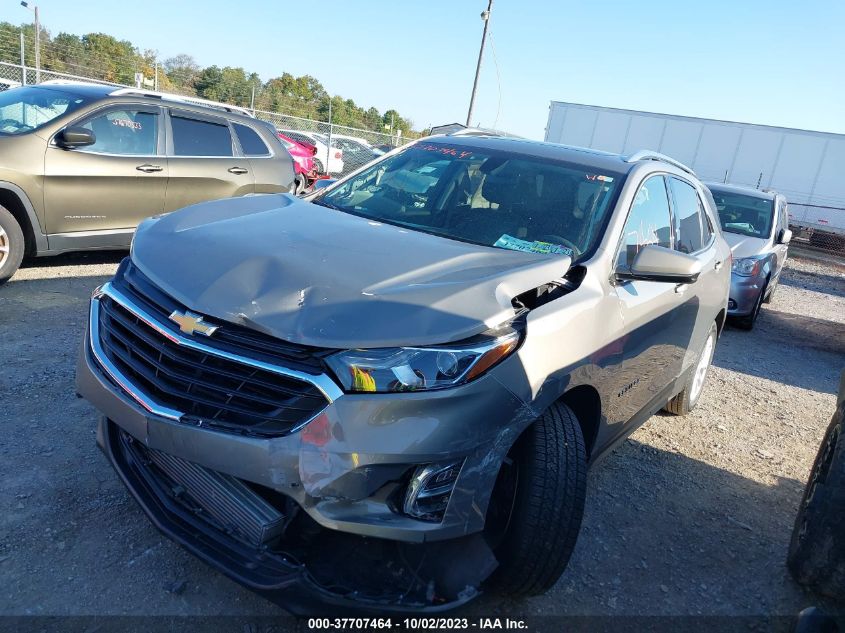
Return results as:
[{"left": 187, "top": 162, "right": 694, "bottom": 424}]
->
[{"left": 537, "top": 234, "right": 580, "bottom": 256}]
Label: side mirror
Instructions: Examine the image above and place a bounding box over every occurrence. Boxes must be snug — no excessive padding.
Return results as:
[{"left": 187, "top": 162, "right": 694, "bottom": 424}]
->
[
  {"left": 313, "top": 178, "right": 337, "bottom": 191},
  {"left": 56, "top": 126, "right": 96, "bottom": 149},
  {"left": 779, "top": 229, "right": 792, "bottom": 245},
  {"left": 616, "top": 244, "right": 702, "bottom": 284}
]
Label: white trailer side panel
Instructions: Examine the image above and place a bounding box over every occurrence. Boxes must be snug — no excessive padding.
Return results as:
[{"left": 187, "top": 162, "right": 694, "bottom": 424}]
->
[{"left": 545, "top": 102, "right": 845, "bottom": 234}]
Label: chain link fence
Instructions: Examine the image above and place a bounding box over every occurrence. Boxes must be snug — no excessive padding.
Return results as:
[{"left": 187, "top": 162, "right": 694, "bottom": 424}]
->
[
  {"left": 253, "top": 108, "right": 407, "bottom": 177},
  {"left": 0, "top": 60, "right": 414, "bottom": 178},
  {"left": 788, "top": 204, "right": 845, "bottom": 256}
]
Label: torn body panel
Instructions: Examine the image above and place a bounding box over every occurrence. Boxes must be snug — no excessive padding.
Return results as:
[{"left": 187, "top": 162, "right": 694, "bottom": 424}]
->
[{"left": 77, "top": 328, "right": 535, "bottom": 543}]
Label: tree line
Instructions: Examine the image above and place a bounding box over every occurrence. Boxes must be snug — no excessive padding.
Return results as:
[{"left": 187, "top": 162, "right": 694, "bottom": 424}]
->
[{"left": 0, "top": 22, "right": 416, "bottom": 134}]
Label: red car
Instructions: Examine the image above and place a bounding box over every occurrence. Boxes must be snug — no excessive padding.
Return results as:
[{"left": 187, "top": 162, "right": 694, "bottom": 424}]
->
[{"left": 278, "top": 133, "right": 319, "bottom": 194}]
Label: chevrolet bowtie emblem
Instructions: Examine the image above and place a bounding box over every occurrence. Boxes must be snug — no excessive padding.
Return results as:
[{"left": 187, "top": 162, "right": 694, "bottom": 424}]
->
[{"left": 168, "top": 310, "right": 219, "bottom": 337}]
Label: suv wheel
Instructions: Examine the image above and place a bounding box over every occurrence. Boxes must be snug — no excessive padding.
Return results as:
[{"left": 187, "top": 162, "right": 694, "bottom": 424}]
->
[
  {"left": 787, "top": 416, "right": 845, "bottom": 599},
  {"left": 486, "top": 402, "right": 587, "bottom": 596},
  {"left": 735, "top": 280, "right": 767, "bottom": 330},
  {"left": 664, "top": 322, "right": 717, "bottom": 416},
  {"left": 0, "top": 205, "right": 25, "bottom": 285}
]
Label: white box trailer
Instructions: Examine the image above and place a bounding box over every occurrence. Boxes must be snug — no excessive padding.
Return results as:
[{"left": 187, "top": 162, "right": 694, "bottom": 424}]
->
[{"left": 544, "top": 102, "right": 845, "bottom": 239}]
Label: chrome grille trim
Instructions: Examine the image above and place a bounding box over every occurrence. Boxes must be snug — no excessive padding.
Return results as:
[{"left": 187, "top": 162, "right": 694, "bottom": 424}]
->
[{"left": 88, "top": 281, "right": 343, "bottom": 424}]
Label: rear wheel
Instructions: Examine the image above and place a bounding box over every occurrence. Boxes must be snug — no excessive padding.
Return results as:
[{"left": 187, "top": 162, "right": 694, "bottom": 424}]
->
[
  {"left": 787, "top": 415, "right": 845, "bottom": 599},
  {"left": 0, "top": 205, "right": 25, "bottom": 285},
  {"left": 313, "top": 158, "right": 325, "bottom": 175},
  {"left": 487, "top": 402, "right": 587, "bottom": 596},
  {"left": 664, "top": 322, "right": 717, "bottom": 416}
]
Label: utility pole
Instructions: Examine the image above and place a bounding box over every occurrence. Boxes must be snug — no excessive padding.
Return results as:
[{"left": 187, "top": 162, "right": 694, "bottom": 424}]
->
[
  {"left": 465, "top": 0, "right": 493, "bottom": 127},
  {"left": 20, "top": 30, "right": 25, "bottom": 85},
  {"left": 20, "top": 2, "right": 40, "bottom": 83},
  {"left": 34, "top": 4, "right": 39, "bottom": 82}
]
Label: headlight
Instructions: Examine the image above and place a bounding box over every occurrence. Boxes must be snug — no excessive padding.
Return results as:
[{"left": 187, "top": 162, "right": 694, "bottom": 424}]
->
[
  {"left": 326, "top": 323, "right": 522, "bottom": 393},
  {"left": 732, "top": 257, "right": 761, "bottom": 276}
]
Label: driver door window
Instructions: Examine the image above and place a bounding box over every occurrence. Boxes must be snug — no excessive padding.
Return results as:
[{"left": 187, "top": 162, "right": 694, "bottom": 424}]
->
[
  {"left": 79, "top": 109, "right": 159, "bottom": 155},
  {"left": 617, "top": 175, "right": 673, "bottom": 269}
]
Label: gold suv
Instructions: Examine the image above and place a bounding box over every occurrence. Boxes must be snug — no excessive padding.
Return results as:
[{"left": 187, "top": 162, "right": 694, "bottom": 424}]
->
[{"left": 0, "top": 81, "right": 295, "bottom": 283}]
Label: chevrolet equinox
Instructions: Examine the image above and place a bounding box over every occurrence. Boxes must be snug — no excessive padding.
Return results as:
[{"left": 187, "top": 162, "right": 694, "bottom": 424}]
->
[{"left": 76, "top": 134, "right": 731, "bottom": 613}]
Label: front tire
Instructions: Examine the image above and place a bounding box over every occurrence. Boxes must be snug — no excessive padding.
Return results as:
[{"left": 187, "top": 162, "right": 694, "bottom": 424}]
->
[
  {"left": 664, "top": 322, "right": 717, "bottom": 416},
  {"left": 488, "top": 402, "right": 587, "bottom": 596},
  {"left": 787, "top": 415, "right": 845, "bottom": 599},
  {"left": 734, "top": 282, "right": 766, "bottom": 330},
  {"left": 0, "top": 205, "right": 25, "bottom": 285}
]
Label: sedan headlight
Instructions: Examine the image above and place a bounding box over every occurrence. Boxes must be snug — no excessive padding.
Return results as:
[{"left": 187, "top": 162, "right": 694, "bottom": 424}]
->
[
  {"left": 326, "top": 323, "right": 522, "bottom": 393},
  {"left": 732, "top": 257, "right": 762, "bottom": 276}
]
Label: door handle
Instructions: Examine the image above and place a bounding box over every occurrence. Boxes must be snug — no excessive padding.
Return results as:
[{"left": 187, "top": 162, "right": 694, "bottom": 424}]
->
[
  {"left": 228, "top": 166, "right": 249, "bottom": 175},
  {"left": 136, "top": 164, "right": 163, "bottom": 173},
  {"left": 714, "top": 260, "right": 724, "bottom": 271},
  {"left": 674, "top": 283, "right": 689, "bottom": 294}
]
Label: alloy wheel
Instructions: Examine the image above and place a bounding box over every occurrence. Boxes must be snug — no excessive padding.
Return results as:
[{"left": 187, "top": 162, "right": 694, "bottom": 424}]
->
[
  {"left": 0, "top": 224, "right": 9, "bottom": 269},
  {"left": 690, "top": 330, "right": 715, "bottom": 403}
]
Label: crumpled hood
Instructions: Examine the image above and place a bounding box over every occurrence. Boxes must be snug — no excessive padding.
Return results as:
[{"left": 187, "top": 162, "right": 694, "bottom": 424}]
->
[
  {"left": 722, "top": 231, "right": 771, "bottom": 259},
  {"left": 131, "top": 194, "right": 571, "bottom": 348}
]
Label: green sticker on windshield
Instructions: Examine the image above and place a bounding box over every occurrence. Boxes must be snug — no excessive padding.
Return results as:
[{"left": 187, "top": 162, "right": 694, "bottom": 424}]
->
[{"left": 494, "top": 234, "right": 572, "bottom": 256}]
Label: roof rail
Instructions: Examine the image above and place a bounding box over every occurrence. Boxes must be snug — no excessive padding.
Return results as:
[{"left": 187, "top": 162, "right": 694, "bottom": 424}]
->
[
  {"left": 625, "top": 150, "right": 695, "bottom": 176},
  {"left": 40, "top": 79, "right": 115, "bottom": 87},
  {"left": 446, "top": 127, "right": 522, "bottom": 139},
  {"left": 108, "top": 88, "right": 255, "bottom": 117}
]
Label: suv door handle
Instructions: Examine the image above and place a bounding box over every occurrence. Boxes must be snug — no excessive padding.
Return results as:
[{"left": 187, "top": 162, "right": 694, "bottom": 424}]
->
[
  {"left": 714, "top": 260, "right": 724, "bottom": 271},
  {"left": 136, "top": 164, "right": 163, "bottom": 173},
  {"left": 228, "top": 166, "right": 249, "bottom": 175}
]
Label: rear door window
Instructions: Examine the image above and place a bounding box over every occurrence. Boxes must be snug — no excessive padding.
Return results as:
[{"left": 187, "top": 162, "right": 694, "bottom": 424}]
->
[
  {"left": 234, "top": 123, "right": 270, "bottom": 156},
  {"left": 617, "top": 175, "right": 673, "bottom": 268},
  {"left": 171, "top": 114, "right": 233, "bottom": 156},
  {"left": 668, "top": 177, "right": 708, "bottom": 253},
  {"left": 79, "top": 108, "right": 158, "bottom": 155}
]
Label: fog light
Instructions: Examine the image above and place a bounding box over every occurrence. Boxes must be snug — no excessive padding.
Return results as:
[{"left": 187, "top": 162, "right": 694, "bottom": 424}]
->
[
  {"left": 728, "top": 299, "right": 737, "bottom": 310},
  {"left": 403, "top": 459, "right": 464, "bottom": 522}
]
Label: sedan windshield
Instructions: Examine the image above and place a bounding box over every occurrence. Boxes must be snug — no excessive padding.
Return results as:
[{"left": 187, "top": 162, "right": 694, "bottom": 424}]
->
[
  {"left": 0, "top": 86, "right": 92, "bottom": 135},
  {"left": 316, "top": 141, "right": 625, "bottom": 260},
  {"left": 712, "top": 190, "right": 775, "bottom": 239}
]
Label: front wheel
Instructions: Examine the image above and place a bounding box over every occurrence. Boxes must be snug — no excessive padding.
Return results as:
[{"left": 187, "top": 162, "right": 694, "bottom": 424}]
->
[
  {"left": 0, "top": 205, "right": 25, "bottom": 285},
  {"left": 487, "top": 402, "right": 587, "bottom": 596},
  {"left": 734, "top": 281, "right": 766, "bottom": 330},
  {"left": 664, "top": 322, "right": 717, "bottom": 416},
  {"left": 787, "top": 414, "right": 845, "bottom": 599}
]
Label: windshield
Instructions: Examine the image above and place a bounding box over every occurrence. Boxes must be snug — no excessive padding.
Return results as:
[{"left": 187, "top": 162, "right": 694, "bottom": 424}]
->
[
  {"left": 711, "top": 189, "right": 775, "bottom": 239},
  {"left": 0, "top": 86, "right": 92, "bottom": 135},
  {"left": 316, "top": 141, "right": 625, "bottom": 260}
]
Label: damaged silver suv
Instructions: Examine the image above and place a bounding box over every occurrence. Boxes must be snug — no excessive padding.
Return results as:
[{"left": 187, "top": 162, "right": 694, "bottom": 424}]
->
[{"left": 76, "top": 134, "right": 730, "bottom": 613}]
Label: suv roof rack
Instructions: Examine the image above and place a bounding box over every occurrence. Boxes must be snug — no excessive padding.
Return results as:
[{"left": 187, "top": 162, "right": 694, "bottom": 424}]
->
[
  {"left": 625, "top": 150, "right": 695, "bottom": 176},
  {"left": 40, "top": 79, "right": 117, "bottom": 87},
  {"left": 108, "top": 88, "right": 255, "bottom": 117}
]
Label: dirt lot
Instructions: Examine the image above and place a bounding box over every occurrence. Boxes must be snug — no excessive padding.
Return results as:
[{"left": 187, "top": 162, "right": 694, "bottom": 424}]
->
[{"left": 1, "top": 251, "right": 844, "bottom": 620}]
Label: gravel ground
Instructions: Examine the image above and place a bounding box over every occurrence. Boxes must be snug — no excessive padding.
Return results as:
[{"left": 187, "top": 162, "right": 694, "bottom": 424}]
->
[{"left": 1, "top": 251, "right": 843, "bottom": 619}]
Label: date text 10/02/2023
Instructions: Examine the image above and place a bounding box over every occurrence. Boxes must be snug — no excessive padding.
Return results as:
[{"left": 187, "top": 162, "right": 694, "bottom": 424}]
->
[{"left": 307, "top": 617, "right": 529, "bottom": 630}]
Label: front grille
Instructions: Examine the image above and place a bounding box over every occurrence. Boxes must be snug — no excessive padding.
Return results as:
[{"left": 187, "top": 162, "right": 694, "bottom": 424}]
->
[
  {"left": 96, "top": 294, "right": 330, "bottom": 437},
  {"left": 120, "top": 260, "right": 335, "bottom": 374}
]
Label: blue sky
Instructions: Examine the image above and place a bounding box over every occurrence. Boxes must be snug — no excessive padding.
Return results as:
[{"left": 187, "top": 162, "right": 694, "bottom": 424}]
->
[{"left": 4, "top": 0, "right": 843, "bottom": 139}]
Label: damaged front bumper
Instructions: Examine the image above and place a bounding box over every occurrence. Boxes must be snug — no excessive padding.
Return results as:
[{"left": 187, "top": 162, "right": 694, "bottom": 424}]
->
[
  {"left": 76, "top": 288, "right": 534, "bottom": 611},
  {"left": 727, "top": 272, "right": 765, "bottom": 316}
]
